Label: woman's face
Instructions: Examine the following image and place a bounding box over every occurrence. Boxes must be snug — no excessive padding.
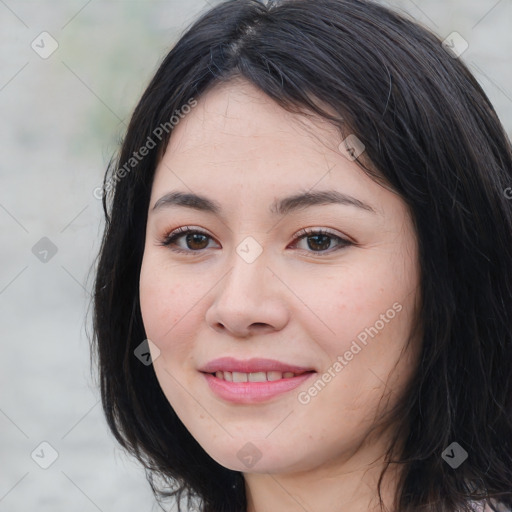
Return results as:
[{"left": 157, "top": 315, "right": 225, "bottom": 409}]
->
[{"left": 139, "top": 79, "right": 421, "bottom": 475}]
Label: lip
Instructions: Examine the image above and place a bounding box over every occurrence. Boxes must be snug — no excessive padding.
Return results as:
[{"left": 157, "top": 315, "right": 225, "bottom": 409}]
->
[
  {"left": 199, "top": 357, "right": 316, "bottom": 404},
  {"left": 199, "top": 357, "right": 315, "bottom": 374},
  {"left": 202, "top": 372, "right": 315, "bottom": 404}
]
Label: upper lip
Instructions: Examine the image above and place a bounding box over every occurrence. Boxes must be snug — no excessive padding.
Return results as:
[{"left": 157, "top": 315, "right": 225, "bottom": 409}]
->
[{"left": 199, "top": 357, "right": 315, "bottom": 374}]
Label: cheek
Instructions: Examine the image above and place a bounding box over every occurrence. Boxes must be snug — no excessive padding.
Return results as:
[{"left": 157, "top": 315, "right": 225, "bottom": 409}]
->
[
  {"left": 309, "top": 265, "right": 418, "bottom": 385},
  {"left": 139, "top": 254, "right": 192, "bottom": 356},
  {"left": 312, "top": 266, "right": 407, "bottom": 340}
]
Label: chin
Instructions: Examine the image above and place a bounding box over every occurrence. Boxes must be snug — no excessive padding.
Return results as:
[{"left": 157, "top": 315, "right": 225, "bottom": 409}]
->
[{"left": 199, "top": 438, "right": 309, "bottom": 474}]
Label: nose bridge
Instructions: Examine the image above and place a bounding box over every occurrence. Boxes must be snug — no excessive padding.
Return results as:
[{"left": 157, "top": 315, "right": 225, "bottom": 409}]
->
[
  {"left": 223, "top": 235, "right": 270, "bottom": 298},
  {"left": 206, "top": 235, "right": 288, "bottom": 336}
]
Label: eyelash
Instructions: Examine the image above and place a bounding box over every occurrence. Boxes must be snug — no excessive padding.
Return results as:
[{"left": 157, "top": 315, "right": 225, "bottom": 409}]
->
[{"left": 157, "top": 226, "right": 353, "bottom": 256}]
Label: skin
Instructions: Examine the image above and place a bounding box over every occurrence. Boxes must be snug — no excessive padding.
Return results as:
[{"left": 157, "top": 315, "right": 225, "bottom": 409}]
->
[{"left": 139, "top": 78, "right": 422, "bottom": 512}]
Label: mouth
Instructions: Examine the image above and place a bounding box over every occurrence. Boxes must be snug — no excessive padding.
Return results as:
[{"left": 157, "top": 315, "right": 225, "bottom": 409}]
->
[
  {"left": 206, "top": 370, "right": 314, "bottom": 382},
  {"left": 199, "top": 358, "right": 317, "bottom": 404},
  {"left": 199, "top": 356, "right": 316, "bottom": 375}
]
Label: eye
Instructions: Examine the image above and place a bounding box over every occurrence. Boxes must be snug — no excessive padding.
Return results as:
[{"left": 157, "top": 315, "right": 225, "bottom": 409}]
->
[
  {"left": 158, "top": 226, "right": 353, "bottom": 255},
  {"left": 158, "top": 226, "right": 218, "bottom": 254},
  {"left": 290, "top": 227, "right": 353, "bottom": 255}
]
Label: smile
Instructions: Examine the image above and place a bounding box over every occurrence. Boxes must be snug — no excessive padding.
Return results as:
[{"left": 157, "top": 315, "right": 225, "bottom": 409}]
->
[
  {"left": 202, "top": 369, "right": 316, "bottom": 404},
  {"left": 211, "top": 370, "right": 305, "bottom": 382}
]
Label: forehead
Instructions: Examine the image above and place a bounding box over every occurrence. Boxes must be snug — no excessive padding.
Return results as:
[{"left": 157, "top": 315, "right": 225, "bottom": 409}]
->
[
  {"left": 170, "top": 79, "right": 336, "bottom": 149},
  {"left": 148, "top": 80, "right": 413, "bottom": 229},
  {"left": 153, "top": 80, "right": 367, "bottom": 190}
]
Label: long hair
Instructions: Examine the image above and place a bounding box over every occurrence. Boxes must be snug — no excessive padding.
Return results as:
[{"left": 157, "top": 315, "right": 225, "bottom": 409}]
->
[{"left": 91, "top": 1, "right": 512, "bottom": 510}]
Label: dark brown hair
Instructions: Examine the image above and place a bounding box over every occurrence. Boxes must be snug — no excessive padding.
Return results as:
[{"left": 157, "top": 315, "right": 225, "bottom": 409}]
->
[{"left": 91, "top": 1, "right": 512, "bottom": 510}]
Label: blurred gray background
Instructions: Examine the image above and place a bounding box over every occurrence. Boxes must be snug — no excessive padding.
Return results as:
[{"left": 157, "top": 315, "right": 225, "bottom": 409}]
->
[{"left": 1, "top": 1, "right": 511, "bottom": 511}]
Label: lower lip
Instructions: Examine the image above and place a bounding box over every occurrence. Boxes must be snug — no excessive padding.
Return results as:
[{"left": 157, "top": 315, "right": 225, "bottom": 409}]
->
[{"left": 202, "top": 372, "right": 315, "bottom": 404}]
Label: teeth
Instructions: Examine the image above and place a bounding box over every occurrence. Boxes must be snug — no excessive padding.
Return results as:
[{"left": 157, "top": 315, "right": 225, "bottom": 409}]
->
[
  {"left": 232, "top": 371, "right": 248, "bottom": 383},
  {"left": 248, "top": 371, "right": 266, "bottom": 382},
  {"left": 267, "top": 371, "right": 283, "bottom": 381},
  {"left": 213, "top": 371, "right": 302, "bottom": 382}
]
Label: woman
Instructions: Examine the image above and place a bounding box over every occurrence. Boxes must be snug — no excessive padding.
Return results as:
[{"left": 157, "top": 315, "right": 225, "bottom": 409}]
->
[{"left": 91, "top": 0, "right": 512, "bottom": 511}]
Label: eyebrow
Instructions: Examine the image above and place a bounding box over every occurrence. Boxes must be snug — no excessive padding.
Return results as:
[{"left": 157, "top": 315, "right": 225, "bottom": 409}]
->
[{"left": 151, "top": 189, "right": 377, "bottom": 216}]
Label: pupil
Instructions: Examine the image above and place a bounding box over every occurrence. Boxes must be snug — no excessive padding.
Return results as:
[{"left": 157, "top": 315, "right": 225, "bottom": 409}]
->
[
  {"left": 187, "top": 233, "right": 208, "bottom": 249},
  {"left": 309, "top": 235, "right": 330, "bottom": 251}
]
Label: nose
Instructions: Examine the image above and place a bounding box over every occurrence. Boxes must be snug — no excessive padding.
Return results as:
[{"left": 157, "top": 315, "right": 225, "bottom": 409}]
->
[{"left": 205, "top": 246, "right": 289, "bottom": 338}]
